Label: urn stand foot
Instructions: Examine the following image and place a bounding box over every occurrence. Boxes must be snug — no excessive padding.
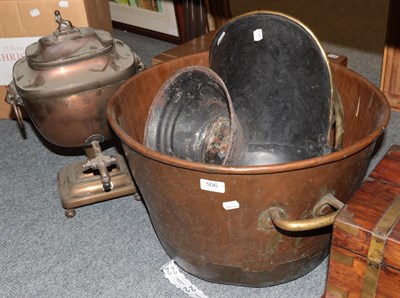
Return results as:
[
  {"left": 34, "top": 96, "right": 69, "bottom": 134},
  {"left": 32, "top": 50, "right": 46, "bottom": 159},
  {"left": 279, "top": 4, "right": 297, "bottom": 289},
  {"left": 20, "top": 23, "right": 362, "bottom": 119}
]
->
[
  {"left": 133, "top": 193, "right": 142, "bottom": 201},
  {"left": 65, "top": 209, "right": 76, "bottom": 218}
]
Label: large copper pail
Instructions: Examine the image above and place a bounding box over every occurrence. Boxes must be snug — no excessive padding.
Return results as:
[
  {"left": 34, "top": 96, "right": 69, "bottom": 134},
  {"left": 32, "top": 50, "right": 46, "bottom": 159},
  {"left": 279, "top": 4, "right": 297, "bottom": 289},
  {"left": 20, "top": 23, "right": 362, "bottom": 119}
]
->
[{"left": 107, "top": 52, "right": 390, "bottom": 286}]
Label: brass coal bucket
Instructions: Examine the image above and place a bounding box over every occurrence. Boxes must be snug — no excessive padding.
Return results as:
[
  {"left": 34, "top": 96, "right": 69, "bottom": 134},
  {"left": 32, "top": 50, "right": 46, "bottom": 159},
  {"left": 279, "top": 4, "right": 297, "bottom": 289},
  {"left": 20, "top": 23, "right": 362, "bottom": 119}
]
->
[{"left": 107, "top": 52, "right": 390, "bottom": 286}]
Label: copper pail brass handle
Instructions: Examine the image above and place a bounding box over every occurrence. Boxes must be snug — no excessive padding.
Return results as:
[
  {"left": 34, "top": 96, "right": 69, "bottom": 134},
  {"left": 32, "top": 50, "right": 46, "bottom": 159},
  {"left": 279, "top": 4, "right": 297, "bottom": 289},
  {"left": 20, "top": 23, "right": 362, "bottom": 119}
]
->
[{"left": 259, "top": 194, "right": 344, "bottom": 232}]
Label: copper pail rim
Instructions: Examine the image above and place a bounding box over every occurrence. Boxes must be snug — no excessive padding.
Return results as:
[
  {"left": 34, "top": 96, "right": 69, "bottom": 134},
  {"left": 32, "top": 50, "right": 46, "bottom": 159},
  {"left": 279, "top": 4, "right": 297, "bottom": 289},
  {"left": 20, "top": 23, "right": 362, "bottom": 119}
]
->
[{"left": 107, "top": 52, "right": 391, "bottom": 175}]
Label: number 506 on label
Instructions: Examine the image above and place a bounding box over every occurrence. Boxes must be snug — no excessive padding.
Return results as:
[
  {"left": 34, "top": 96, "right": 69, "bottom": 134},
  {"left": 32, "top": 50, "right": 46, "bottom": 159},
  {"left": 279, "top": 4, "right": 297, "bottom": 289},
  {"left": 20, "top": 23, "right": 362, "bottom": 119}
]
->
[{"left": 200, "top": 179, "right": 225, "bottom": 193}]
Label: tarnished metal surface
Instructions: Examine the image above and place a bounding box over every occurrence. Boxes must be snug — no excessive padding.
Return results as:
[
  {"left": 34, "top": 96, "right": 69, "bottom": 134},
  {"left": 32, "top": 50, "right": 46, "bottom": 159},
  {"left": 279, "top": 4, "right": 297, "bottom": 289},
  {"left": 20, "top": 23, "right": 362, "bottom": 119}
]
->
[
  {"left": 144, "top": 66, "right": 242, "bottom": 165},
  {"left": 8, "top": 10, "right": 143, "bottom": 147},
  {"left": 260, "top": 194, "right": 345, "bottom": 232},
  {"left": 7, "top": 11, "right": 143, "bottom": 217},
  {"left": 58, "top": 154, "right": 136, "bottom": 217},
  {"left": 209, "top": 12, "right": 334, "bottom": 165},
  {"left": 107, "top": 52, "right": 390, "bottom": 286}
]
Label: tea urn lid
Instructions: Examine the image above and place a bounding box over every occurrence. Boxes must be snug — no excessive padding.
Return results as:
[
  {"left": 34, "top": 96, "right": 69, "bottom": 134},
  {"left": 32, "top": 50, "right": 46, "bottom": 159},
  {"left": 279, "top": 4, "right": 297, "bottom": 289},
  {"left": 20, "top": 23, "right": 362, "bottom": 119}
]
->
[
  {"left": 12, "top": 10, "right": 142, "bottom": 100},
  {"left": 26, "top": 10, "right": 114, "bottom": 67}
]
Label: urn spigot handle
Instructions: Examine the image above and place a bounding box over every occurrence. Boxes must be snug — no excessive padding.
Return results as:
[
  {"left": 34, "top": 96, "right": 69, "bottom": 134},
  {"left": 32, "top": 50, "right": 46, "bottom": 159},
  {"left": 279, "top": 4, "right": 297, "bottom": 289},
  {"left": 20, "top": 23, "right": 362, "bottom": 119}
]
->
[{"left": 83, "top": 139, "right": 117, "bottom": 192}]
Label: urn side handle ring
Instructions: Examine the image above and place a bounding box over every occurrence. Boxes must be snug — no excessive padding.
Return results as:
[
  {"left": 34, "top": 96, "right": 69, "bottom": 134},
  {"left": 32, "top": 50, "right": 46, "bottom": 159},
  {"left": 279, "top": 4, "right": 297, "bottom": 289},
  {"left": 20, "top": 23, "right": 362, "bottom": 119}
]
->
[
  {"left": 259, "top": 194, "right": 345, "bottom": 232},
  {"left": 6, "top": 83, "right": 25, "bottom": 129}
]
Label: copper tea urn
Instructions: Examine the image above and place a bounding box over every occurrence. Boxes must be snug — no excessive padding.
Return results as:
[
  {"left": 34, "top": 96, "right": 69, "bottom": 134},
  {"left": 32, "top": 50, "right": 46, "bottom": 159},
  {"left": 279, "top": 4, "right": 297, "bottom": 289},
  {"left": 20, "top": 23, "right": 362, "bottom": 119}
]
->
[{"left": 7, "top": 11, "right": 144, "bottom": 217}]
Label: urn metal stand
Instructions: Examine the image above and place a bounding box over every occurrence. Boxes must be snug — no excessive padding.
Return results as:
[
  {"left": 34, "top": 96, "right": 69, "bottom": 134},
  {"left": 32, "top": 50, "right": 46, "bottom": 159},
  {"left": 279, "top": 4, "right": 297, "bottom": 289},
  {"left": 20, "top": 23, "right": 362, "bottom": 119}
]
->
[{"left": 57, "top": 135, "right": 138, "bottom": 218}]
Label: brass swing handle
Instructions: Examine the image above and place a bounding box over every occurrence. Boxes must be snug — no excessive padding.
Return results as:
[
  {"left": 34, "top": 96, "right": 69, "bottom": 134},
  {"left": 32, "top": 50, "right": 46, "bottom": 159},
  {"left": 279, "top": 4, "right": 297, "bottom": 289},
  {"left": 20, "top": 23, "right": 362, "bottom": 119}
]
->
[{"left": 259, "top": 194, "right": 344, "bottom": 232}]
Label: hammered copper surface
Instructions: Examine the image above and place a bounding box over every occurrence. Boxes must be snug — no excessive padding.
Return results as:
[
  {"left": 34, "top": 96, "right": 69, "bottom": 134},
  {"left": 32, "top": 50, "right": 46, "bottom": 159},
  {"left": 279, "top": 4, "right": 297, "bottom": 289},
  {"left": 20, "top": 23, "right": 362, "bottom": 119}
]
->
[
  {"left": 9, "top": 11, "right": 142, "bottom": 147},
  {"left": 107, "top": 52, "right": 390, "bottom": 286}
]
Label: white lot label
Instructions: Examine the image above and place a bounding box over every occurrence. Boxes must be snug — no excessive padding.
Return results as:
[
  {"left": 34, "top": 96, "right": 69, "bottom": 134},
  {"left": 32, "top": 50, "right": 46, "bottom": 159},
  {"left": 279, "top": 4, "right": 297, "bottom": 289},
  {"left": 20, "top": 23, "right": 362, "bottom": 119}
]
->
[
  {"left": 30, "top": 9, "right": 41, "bottom": 17},
  {"left": 223, "top": 200, "right": 240, "bottom": 210},
  {"left": 59, "top": 1, "right": 69, "bottom": 8},
  {"left": 327, "top": 53, "right": 339, "bottom": 59},
  {"left": 253, "top": 29, "right": 263, "bottom": 41},
  {"left": 200, "top": 179, "right": 225, "bottom": 193}
]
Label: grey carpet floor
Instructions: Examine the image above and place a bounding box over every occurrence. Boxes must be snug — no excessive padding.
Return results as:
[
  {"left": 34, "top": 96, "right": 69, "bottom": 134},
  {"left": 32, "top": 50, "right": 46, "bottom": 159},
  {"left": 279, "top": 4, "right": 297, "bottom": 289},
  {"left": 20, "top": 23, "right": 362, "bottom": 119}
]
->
[{"left": 1, "top": 10, "right": 399, "bottom": 298}]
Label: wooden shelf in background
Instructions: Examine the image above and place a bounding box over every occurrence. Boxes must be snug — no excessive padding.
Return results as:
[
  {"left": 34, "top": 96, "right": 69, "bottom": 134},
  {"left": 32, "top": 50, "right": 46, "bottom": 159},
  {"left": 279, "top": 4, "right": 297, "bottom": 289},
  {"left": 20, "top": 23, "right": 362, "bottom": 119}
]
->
[
  {"left": 152, "top": 30, "right": 348, "bottom": 67},
  {"left": 152, "top": 30, "right": 216, "bottom": 64},
  {"left": 381, "top": 0, "right": 400, "bottom": 111}
]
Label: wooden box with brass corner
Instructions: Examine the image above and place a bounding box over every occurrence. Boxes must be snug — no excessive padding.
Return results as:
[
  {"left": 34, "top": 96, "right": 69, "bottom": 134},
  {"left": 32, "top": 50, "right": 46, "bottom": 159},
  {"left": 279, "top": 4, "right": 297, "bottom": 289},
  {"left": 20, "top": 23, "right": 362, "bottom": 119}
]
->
[
  {"left": 6, "top": 10, "right": 144, "bottom": 218},
  {"left": 325, "top": 145, "right": 400, "bottom": 297}
]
